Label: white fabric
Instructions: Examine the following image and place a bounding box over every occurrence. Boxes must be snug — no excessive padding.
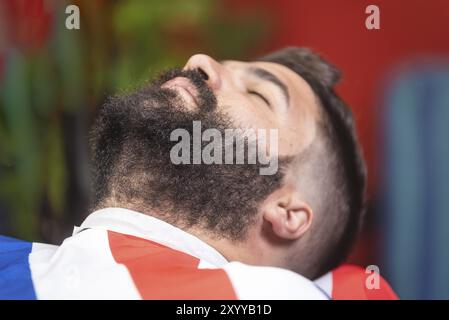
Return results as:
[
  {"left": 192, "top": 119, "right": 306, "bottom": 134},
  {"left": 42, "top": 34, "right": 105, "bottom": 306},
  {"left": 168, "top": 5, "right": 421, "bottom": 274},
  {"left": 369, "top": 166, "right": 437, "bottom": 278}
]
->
[
  {"left": 30, "top": 229, "right": 139, "bottom": 299},
  {"left": 28, "top": 207, "right": 328, "bottom": 299}
]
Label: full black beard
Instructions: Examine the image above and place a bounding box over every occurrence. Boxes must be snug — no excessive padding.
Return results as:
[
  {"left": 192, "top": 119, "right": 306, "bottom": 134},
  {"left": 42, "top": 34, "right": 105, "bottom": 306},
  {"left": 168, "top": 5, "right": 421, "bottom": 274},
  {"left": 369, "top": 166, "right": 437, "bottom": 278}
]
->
[{"left": 89, "top": 68, "right": 287, "bottom": 241}]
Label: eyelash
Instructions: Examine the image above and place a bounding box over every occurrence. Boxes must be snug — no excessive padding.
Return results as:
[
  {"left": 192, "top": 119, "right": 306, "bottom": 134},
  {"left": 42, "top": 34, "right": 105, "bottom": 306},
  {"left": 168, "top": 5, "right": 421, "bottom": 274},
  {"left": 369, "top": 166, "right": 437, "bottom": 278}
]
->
[{"left": 247, "top": 90, "right": 270, "bottom": 106}]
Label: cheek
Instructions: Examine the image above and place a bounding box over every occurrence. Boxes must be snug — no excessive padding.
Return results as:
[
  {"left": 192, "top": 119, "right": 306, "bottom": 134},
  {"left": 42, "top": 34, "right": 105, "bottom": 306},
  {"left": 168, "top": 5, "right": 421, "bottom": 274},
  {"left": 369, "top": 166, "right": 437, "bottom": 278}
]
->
[
  {"left": 277, "top": 112, "right": 317, "bottom": 156},
  {"left": 277, "top": 130, "right": 302, "bottom": 155},
  {"left": 217, "top": 93, "right": 278, "bottom": 129}
]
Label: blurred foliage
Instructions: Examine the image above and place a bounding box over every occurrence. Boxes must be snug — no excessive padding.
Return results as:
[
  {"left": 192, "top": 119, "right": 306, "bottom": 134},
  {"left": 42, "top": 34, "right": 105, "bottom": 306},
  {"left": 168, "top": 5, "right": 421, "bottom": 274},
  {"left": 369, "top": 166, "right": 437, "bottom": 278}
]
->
[{"left": 0, "top": 0, "right": 269, "bottom": 241}]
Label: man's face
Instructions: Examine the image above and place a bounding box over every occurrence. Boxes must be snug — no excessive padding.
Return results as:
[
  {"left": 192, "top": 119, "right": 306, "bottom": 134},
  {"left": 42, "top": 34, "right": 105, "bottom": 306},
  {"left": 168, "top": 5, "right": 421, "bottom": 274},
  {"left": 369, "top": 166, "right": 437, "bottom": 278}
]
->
[
  {"left": 164, "top": 54, "right": 321, "bottom": 157},
  {"left": 91, "top": 53, "right": 321, "bottom": 241}
]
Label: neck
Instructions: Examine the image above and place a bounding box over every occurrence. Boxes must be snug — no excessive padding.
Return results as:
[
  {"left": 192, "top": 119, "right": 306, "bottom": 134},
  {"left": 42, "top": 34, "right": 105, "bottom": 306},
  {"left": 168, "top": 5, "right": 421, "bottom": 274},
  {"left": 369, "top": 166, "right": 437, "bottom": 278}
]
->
[
  {"left": 103, "top": 202, "right": 281, "bottom": 268},
  {"left": 185, "top": 223, "right": 275, "bottom": 268}
]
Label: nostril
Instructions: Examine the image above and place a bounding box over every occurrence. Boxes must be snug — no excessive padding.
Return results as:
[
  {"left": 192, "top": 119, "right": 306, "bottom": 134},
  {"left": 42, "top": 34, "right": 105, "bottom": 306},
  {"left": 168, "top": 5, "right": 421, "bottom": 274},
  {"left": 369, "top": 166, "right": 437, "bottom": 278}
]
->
[{"left": 197, "top": 68, "right": 209, "bottom": 81}]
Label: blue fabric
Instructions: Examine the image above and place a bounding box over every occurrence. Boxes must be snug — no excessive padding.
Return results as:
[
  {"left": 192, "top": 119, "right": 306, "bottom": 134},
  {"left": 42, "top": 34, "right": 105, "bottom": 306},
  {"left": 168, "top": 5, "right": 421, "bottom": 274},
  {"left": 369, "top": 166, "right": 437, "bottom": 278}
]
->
[
  {"left": 0, "top": 235, "right": 37, "bottom": 299},
  {"left": 382, "top": 65, "right": 449, "bottom": 299}
]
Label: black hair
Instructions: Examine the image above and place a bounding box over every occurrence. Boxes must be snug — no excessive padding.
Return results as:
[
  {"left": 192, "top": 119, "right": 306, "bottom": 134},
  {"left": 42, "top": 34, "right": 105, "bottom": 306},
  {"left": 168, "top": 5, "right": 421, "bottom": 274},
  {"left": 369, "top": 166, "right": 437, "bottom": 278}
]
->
[{"left": 260, "top": 47, "right": 367, "bottom": 278}]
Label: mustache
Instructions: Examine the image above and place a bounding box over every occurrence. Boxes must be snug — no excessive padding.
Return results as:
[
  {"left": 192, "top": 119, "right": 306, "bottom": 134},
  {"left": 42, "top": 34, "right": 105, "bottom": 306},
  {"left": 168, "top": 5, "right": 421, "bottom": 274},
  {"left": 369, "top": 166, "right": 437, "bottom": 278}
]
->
[{"left": 154, "top": 68, "right": 217, "bottom": 112}]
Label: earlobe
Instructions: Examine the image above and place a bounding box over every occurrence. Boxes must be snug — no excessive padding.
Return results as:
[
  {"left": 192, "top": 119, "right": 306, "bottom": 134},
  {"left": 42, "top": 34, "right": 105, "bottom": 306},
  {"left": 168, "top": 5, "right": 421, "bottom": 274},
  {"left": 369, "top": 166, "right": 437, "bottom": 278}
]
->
[{"left": 262, "top": 187, "right": 313, "bottom": 240}]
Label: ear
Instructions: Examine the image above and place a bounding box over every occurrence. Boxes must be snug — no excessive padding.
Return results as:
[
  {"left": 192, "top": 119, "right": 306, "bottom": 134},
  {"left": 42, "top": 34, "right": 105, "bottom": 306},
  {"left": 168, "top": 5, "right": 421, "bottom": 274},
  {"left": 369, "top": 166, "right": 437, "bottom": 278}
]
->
[{"left": 261, "top": 185, "right": 313, "bottom": 240}]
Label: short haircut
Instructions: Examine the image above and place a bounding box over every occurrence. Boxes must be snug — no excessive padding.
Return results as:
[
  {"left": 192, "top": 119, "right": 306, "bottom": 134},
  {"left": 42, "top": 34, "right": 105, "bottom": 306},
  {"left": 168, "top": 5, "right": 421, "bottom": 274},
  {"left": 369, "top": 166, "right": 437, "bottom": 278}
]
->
[{"left": 259, "top": 47, "right": 367, "bottom": 279}]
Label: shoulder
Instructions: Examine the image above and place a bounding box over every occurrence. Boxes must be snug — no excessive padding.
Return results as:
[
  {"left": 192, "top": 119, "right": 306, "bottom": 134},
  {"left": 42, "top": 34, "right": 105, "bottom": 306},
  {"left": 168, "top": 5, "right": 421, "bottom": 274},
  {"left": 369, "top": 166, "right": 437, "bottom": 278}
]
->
[
  {"left": 221, "top": 261, "right": 328, "bottom": 300},
  {"left": 316, "top": 264, "right": 399, "bottom": 300},
  {"left": 0, "top": 235, "right": 57, "bottom": 299}
]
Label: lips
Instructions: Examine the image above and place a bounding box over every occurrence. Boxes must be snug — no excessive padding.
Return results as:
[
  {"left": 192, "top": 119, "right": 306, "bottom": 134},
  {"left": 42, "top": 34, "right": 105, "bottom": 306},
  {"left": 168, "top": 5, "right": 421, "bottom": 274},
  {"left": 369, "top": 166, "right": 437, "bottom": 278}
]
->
[{"left": 161, "top": 77, "right": 200, "bottom": 107}]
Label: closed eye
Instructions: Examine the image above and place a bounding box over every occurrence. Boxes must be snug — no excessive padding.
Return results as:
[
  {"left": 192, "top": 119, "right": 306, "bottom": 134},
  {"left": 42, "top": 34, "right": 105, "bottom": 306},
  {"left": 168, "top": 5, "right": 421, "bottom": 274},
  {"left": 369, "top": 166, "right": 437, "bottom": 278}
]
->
[{"left": 247, "top": 90, "right": 271, "bottom": 106}]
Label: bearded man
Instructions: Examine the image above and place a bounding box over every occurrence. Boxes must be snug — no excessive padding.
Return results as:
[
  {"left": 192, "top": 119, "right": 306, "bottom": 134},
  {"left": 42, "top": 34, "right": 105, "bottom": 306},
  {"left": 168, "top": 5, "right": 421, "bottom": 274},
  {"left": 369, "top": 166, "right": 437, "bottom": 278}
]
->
[{"left": 0, "top": 47, "right": 397, "bottom": 300}]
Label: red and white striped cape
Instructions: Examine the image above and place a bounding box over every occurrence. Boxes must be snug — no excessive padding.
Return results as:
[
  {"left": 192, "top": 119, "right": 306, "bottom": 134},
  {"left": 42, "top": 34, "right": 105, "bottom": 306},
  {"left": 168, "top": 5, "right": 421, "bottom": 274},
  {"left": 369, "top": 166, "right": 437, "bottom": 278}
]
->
[{"left": 1, "top": 208, "right": 398, "bottom": 300}]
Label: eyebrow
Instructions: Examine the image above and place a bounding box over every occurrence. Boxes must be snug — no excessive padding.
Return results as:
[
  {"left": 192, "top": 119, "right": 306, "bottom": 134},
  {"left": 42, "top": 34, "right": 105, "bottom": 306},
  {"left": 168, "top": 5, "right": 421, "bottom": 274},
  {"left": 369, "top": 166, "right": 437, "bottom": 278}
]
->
[{"left": 248, "top": 67, "right": 290, "bottom": 106}]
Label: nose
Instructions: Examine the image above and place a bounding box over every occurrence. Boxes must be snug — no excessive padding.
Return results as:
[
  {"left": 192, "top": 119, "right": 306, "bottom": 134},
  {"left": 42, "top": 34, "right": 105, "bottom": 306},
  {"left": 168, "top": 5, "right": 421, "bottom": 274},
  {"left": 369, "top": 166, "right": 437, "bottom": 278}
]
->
[{"left": 183, "top": 54, "right": 223, "bottom": 90}]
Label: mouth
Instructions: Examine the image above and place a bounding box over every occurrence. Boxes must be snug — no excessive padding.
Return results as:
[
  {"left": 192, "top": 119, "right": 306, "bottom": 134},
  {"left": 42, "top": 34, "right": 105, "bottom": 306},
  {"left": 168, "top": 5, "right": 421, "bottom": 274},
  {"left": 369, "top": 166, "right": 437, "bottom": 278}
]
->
[{"left": 161, "top": 77, "right": 200, "bottom": 108}]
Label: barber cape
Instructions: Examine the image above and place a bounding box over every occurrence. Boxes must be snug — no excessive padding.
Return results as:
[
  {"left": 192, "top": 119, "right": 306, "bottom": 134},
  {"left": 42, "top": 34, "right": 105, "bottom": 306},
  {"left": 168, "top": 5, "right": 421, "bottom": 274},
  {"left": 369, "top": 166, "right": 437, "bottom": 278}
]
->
[{"left": 0, "top": 208, "right": 398, "bottom": 300}]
